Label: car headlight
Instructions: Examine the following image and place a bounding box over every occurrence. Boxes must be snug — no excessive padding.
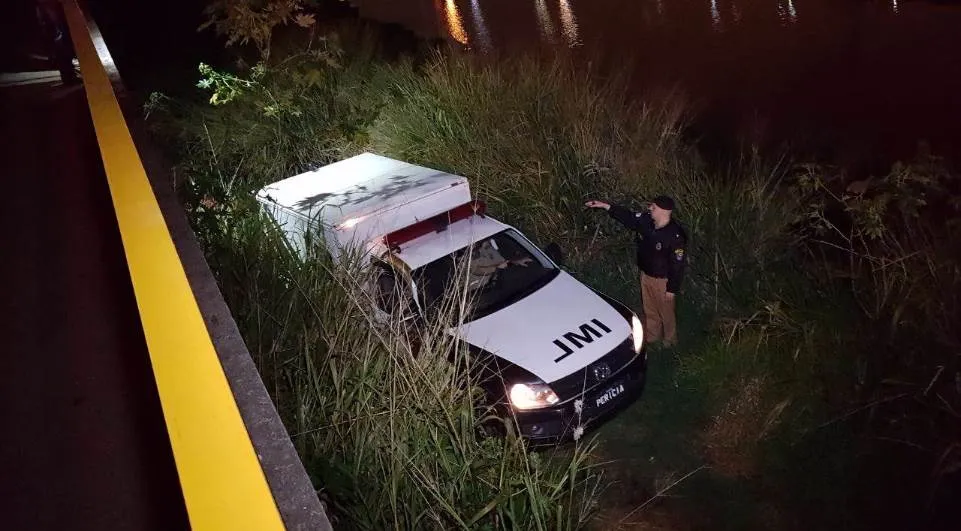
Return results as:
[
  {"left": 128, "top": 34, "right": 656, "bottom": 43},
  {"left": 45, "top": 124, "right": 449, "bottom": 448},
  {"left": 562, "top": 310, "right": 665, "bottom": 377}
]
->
[
  {"left": 632, "top": 314, "right": 644, "bottom": 353},
  {"left": 509, "top": 382, "right": 560, "bottom": 410}
]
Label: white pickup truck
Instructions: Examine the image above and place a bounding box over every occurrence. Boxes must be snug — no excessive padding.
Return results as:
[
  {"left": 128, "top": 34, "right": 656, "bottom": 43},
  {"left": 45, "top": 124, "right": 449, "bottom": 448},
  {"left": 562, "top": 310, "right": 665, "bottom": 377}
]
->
[{"left": 255, "top": 153, "right": 647, "bottom": 442}]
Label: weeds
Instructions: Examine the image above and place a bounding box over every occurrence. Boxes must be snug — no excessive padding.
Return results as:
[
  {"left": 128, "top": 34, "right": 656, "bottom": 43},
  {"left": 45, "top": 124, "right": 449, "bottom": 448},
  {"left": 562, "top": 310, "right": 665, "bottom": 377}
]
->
[
  {"left": 194, "top": 195, "right": 603, "bottom": 529},
  {"left": 147, "top": 12, "right": 961, "bottom": 529}
]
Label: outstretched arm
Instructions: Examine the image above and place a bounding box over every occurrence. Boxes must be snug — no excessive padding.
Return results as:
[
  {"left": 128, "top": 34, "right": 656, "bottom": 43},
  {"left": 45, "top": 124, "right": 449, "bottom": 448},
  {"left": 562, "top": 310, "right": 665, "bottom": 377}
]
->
[{"left": 585, "top": 200, "right": 651, "bottom": 233}]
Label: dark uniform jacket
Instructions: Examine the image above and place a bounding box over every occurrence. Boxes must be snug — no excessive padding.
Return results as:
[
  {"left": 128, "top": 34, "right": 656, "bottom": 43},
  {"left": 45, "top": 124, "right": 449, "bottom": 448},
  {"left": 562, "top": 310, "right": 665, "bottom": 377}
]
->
[{"left": 608, "top": 204, "right": 687, "bottom": 293}]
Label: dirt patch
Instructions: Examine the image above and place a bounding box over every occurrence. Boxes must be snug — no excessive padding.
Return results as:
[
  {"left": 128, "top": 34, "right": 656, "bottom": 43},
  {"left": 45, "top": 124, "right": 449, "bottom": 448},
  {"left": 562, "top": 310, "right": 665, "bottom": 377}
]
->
[
  {"left": 702, "top": 376, "right": 766, "bottom": 478},
  {"left": 587, "top": 466, "right": 704, "bottom": 531},
  {"left": 590, "top": 503, "right": 692, "bottom": 531}
]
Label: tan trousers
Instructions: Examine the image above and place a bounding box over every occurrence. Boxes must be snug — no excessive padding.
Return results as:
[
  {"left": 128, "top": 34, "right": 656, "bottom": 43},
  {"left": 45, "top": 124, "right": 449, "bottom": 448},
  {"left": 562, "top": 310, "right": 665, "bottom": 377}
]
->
[{"left": 640, "top": 273, "right": 677, "bottom": 346}]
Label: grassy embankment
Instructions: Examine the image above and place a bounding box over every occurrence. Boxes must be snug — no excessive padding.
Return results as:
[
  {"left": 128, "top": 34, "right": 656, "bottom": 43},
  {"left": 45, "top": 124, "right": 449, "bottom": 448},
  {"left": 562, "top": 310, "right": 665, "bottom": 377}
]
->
[{"left": 147, "top": 10, "right": 961, "bottom": 530}]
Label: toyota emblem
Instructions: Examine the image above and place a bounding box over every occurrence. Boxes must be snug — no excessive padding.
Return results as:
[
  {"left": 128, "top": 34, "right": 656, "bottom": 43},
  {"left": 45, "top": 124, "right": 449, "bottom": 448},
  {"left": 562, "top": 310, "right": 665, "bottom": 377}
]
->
[{"left": 591, "top": 363, "right": 611, "bottom": 382}]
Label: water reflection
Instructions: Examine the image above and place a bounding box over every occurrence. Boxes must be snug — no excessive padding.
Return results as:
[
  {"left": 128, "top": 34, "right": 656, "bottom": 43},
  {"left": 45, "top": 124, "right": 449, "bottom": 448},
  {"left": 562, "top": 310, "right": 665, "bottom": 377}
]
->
[
  {"left": 535, "top": 0, "right": 580, "bottom": 48},
  {"left": 777, "top": 0, "right": 798, "bottom": 24},
  {"left": 469, "top": 0, "right": 492, "bottom": 52},
  {"left": 356, "top": 0, "right": 910, "bottom": 52},
  {"left": 708, "top": 0, "right": 802, "bottom": 30},
  {"left": 349, "top": 0, "right": 961, "bottom": 171},
  {"left": 559, "top": 0, "right": 581, "bottom": 47},
  {"left": 442, "top": 0, "right": 469, "bottom": 45},
  {"left": 535, "top": 0, "right": 558, "bottom": 44}
]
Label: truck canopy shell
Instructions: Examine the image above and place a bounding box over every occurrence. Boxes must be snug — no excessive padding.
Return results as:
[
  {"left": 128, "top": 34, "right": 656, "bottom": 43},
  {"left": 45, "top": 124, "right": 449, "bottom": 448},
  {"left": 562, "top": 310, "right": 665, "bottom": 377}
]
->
[{"left": 255, "top": 153, "right": 471, "bottom": 260}]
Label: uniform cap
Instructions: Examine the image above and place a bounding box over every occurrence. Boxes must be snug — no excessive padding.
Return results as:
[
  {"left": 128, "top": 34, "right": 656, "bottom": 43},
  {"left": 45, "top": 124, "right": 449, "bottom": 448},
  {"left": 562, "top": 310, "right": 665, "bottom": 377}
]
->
[{"left": 652, "top": 195, "right": 675, "bottom": 211}]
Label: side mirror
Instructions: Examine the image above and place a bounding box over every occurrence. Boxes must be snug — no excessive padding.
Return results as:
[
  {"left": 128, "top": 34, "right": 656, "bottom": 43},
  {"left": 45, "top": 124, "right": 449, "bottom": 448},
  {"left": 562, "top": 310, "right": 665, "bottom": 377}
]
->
[{"left": 544, "top": 242, "right": 565, "bottom": 266}]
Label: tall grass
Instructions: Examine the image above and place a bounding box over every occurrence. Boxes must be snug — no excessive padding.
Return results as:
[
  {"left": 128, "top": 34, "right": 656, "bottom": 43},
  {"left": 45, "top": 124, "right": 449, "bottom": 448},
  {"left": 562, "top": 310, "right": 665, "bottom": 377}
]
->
[
  {"left": 184, "top": 178, "right": 603, "bottom": 528},
  {"left": 367, "top": 54, "right": 803, "bottom": 322},
  {"left": 148, "top": 43, "right": 820, "bottom": 528},
  {"left": 149, "top": 18, "right": 961, "bottom": 528},
  {"left": 369, "top": 55, "right": 689, "bottom": 262}
]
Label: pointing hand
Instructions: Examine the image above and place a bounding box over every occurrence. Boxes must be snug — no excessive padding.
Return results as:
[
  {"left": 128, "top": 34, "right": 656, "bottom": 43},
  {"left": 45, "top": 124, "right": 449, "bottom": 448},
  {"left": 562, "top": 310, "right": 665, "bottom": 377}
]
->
[{"left": 585, "top": 200, "right": 610, "bottom": 210}]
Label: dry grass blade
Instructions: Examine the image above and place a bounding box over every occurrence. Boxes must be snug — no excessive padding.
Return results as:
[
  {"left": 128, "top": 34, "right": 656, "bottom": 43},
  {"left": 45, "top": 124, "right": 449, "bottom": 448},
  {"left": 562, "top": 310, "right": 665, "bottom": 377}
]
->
[{"left": 615, "top": 465, "right": 708, "bottom": 527}]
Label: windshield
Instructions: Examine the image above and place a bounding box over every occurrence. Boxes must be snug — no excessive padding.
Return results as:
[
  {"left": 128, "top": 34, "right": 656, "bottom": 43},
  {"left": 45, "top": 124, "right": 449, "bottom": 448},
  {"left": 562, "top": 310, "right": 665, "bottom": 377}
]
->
[{"left": 413, "top": 229, "right": 559, "bottom": 320}]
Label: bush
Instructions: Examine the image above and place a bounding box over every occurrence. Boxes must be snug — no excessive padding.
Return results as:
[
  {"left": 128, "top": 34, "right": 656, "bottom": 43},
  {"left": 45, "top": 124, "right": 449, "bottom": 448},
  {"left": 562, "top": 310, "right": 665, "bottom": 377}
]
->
[{"left": 796, "top": 152, "right": 961, "bottom": 513}]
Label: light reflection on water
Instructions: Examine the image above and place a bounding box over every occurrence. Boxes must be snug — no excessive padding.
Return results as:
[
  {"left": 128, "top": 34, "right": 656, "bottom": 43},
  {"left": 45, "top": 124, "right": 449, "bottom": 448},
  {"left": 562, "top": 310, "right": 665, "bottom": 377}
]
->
[
  {"left": 777, "top": 0, "right": 798, "bottom": 25},
  {"left": 469, "top": 0, "right": 492, "bottom": 51},
  {"left": 532, "top": 1, "right": 583, "bottom": 47},
  {"left": 535, "top": 0, "right": 557, "bottom": 44},
  {"left": 436, "top": 0, "right": 582, "bottom": 51},
  {"left": 558, "top": 0, "right": 580, "bottom": 47},
  {"left": 715, "top": 0, "right": 798, "bottom": 31},
  {"left": 350, "top": 0, "right": 960, "bottom": 168},
  {"left": 441, "top": 0, "right": 468, "bottom": 45},
  {"left": 354, "top": 0, "right": 912, "bottom": 48}
]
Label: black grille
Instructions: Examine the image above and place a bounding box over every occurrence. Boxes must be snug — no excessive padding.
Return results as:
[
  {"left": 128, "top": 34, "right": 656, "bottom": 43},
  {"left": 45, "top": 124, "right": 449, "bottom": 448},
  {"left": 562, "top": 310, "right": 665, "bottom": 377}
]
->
[{"left": 549, "top": 338, "right": 637, "bottom": 401}]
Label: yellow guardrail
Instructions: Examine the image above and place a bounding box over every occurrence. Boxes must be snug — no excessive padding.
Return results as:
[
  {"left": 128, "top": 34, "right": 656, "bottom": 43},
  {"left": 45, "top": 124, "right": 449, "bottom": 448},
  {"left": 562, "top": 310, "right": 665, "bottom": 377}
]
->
[{"left": 61, "top": 1, "right": 285, "bottom": 528}]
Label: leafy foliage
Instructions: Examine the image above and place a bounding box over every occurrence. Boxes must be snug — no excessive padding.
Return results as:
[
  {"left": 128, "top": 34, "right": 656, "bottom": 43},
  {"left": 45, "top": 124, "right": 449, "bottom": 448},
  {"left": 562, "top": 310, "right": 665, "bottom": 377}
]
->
[
  {"left": 200, "top": 0, "right": 314, "bottom": 59},
  {"left": 795, "top": 152, "right": 961, "bottom": 509}
]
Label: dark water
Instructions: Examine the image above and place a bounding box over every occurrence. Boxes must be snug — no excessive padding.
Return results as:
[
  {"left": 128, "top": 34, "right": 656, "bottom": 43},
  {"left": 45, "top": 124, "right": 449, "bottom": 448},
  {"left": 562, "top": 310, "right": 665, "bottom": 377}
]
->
[{"left": 352, "top": 0, "right": 961, "bottom": 173}]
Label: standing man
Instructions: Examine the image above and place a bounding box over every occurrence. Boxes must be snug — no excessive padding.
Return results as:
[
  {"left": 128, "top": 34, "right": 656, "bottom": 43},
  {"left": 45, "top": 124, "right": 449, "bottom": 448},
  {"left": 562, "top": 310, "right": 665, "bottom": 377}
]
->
[{"left": 585, "top": 196, "right": 687, "bottom": 346}]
